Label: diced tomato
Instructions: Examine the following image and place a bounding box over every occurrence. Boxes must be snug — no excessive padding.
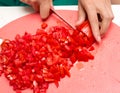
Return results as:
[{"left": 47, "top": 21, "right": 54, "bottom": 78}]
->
[
  {"left": 0, "top": 21, "right": 95, "bottom": 93},
  {"left": 75, "top": 47, "right": 94, "bottom": 62}
]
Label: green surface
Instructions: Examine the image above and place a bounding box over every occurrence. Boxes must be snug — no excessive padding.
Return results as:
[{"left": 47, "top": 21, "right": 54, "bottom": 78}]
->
[
  {"left": 0, "top": 0, "right": 26, "bottom": 6},
  {"left": 0, "top": 0, "right": 78, "bottom": 6},
  {"left": 53, "top": 0, "right": 78, "bottom": 5}
]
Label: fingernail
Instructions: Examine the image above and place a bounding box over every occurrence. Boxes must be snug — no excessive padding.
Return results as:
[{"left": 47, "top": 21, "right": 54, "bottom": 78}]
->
[
  {"left": 75, "top": 19, "right": 84, "bottom": 26},
  {"left": 97, "top": 36, "right": 101, "bottom": 43}
]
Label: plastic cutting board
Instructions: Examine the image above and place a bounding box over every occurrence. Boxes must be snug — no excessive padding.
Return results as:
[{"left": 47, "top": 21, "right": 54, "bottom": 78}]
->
[{"left": 0, "top": 10, "right": 120, "bottom": 93}]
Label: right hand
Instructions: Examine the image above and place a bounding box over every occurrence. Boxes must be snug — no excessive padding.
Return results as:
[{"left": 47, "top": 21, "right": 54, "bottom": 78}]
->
[{"left": 20, "top": 0, "right": 53, "bottom": 19}]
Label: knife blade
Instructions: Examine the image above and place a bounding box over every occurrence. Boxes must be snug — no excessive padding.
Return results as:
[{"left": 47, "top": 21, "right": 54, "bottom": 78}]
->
[{"left": 50, "top": 8, "right": 75, "bottom": 30}]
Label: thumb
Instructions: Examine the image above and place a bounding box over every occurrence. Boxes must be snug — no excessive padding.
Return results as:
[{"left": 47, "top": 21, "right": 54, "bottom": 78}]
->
[
  {"left": 39, "top": 0, "right": 52, "bottom": 19},
  {"left": 76, "top": 2, "right": 86, "bottom": 26}
]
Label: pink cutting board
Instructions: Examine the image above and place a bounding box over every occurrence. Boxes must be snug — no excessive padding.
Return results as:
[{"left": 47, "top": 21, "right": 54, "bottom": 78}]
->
[{"left": 0, "top": 10, "right": 120, "bottom": 93}]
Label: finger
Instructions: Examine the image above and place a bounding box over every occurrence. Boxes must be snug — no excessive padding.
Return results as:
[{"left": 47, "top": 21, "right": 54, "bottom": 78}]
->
[
  {"left": 31, "top": 1, "right": 39, "bottom": 12},
  {"left": 39, "top": 0, "right": 51, "bottom": 19},
  {"left": 86, "top": 8, "right": 101, "bottom": 42},
  {"left": 100, "top": 14, "right": 113, "bottom": 36},
  {"left": 76, "top": 1, "right": 86, "bottom": 26},
  {"left": 99, "top": 7, "right": 114, "bottom": 36}
]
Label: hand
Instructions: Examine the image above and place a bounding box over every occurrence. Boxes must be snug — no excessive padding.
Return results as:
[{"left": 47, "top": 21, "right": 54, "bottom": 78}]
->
[
  {"left": 77, "top": 0, "right": 114, "bottom": 42},
  {"left": 20, "top": 0, "right": 52, "bottom": 19}
]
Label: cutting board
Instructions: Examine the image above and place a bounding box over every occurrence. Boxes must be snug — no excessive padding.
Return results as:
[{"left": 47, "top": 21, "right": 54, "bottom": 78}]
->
[{"left": 0, "top": 10, "right": 120, "bottom": 93}]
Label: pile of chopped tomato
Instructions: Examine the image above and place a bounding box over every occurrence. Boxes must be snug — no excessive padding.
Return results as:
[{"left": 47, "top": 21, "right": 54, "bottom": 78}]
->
[{"left": 0, "top": 20, "right": 95, "bottom": 93}]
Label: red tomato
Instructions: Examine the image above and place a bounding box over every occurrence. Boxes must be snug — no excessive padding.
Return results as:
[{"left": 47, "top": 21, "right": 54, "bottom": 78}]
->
[
  {"left": 76, "top": 20, "right": 95, "bottom": 47},
  {"left": 0, "top": 22, "right": 95, "bottom": 93}
]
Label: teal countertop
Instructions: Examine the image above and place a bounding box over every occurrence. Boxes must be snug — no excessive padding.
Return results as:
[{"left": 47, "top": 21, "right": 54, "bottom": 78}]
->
[{"left": 0, "top": 0, "right": 78, "bottom": 6}]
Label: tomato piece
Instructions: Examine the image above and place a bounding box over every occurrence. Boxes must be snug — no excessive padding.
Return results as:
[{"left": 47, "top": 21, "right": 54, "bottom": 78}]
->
[
  {"left": 76, "top": 20, "right": 95, "bottom": 47},
  {"left": 63, "top": 66, "right": 71, "bottom": 77},
  {"left": 41, "top": 22, "right": 48, "bottom": 29},
  {"left": 54, "top": 73, "right": 61, "bottom": 81},
  {"left": 54, "top": 80, "right": 59, "bottom": 88},
  {"left": 76, "top": 20, "right": 89, "bottom": 30},
  {"left": 75, "top": 47, "right": 94, "bottom": 62},
  {"left": 50, "top": 26, "right": 70, "bottom": 41},
  {"left": 70, "top": 53, "right": 77, "bottom": 64},
  {"left": 89, "top": 46, "right": 95, "bottom": 51},
  {"left": 59, "top": 65, "right": 65, "bottom": 78}
]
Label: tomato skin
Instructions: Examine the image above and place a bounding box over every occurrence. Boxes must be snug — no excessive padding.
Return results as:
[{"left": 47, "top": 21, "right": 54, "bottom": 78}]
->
[{"left": 76, "top": 20, "right": 95, "bottom": 47}]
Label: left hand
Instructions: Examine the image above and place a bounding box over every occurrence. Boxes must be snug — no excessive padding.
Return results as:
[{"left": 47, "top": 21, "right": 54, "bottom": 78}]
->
[{"left": 76, "top": 0, "right": 114, "bottom": 42}]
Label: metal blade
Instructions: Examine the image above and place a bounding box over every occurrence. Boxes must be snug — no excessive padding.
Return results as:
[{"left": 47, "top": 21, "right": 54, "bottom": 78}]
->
[{"left": 50, "top": 9, "right": 75, "bottom": 30}]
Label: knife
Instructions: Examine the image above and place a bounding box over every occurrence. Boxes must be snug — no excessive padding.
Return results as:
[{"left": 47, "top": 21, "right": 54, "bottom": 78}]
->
[
  {"left": 50, "top": 9, "right": 87, "bottom": 37},
  {"left": 50, "top": 8, "right": 75, "bottom": 30}
]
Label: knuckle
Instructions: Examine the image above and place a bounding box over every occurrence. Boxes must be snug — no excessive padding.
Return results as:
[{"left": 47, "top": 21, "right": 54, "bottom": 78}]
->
[
  {"left": 104, "top": 13, "right": 114, "bottom": 20},
  {"left": 110, "top": 14, "right": 114, "bottom": 19},
  {"left": 31, "top": 0, "right": 37, "bottom": 3}
]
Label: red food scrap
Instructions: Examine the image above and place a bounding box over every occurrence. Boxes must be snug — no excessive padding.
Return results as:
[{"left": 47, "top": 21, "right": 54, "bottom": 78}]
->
[
  {"left": 41, "top": 22, "right": 48, "bottom": 29},
  {"left": 0, "top": 21, "right": 95, "bottom": 93}
]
